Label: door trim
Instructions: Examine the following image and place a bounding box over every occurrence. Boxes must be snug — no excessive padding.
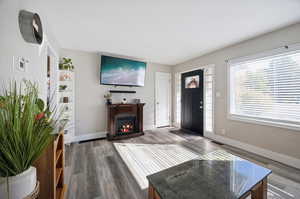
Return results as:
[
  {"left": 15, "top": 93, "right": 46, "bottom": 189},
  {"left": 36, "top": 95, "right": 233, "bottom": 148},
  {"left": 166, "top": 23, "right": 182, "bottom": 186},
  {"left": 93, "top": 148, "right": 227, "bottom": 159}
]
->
[
  {"left": 155, "top": 72, "right": 172, "bottom": 128},
  {"left": 45, "top": 35, "right": 59, "bottom": 107},
  {"left": 181, "top": 69, "right": 204, "bottom": 135},
  {"left": 174, "top": 64, "right": 215, "bottom": 137}
]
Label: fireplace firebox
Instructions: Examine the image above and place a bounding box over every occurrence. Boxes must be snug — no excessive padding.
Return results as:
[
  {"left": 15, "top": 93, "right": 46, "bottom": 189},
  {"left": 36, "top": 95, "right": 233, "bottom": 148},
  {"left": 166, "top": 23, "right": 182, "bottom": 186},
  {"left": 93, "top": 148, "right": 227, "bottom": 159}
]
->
[
  {"left": 107, "top": 103, "right": 145, "bottom": 140},
  {"left": 116, "top": 115, "right": 137, "bottom": 135}
]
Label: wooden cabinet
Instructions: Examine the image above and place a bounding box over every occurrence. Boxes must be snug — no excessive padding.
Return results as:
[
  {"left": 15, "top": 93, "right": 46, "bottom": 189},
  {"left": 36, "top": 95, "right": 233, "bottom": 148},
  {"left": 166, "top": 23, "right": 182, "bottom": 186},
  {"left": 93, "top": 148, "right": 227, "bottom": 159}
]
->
[{"left": 34, "top": 132, "right": 67, "bottom": 199}]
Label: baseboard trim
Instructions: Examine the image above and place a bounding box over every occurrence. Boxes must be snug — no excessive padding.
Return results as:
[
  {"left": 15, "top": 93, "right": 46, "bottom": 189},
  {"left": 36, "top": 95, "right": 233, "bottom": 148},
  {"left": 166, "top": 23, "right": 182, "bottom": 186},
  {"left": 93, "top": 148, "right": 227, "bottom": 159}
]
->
[
  {"left": 144, "top": 124, "right": 155, "bottom": 131},
  {"left": 66, "top": 126, "right": 156, "bottom": 144},
  {"left": 205, "top": 133, "right": 300, "bottom": 170},
  {"left": 69, "top": 131, "right": 107, "bottom": 143}
]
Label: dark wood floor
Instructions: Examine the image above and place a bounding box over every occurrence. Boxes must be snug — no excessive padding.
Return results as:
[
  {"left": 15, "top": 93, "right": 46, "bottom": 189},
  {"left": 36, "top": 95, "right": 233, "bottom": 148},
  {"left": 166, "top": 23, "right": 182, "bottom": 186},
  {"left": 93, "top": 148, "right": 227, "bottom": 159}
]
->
[{"left": 65, "top": 128, "right": 300, "bottom": 199}]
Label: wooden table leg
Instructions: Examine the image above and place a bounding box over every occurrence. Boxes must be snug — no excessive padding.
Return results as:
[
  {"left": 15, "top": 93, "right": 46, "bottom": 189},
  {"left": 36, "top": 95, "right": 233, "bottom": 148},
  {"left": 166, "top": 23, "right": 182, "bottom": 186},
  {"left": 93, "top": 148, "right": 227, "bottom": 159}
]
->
[
  {"left": 148, "top": 184, "right": 162, "bottom": 199},
  {"left": 251, "top": 178, "right": 267, "bottom": 199},
  {"left": 149, "top": 184, "right": 154, "bottom": 199}
]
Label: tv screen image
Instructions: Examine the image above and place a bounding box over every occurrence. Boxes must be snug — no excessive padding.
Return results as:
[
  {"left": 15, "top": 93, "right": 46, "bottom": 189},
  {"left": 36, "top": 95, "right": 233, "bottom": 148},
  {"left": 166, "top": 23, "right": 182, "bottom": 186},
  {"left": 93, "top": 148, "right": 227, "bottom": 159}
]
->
[{"left": 100, "top": 55, "right": 146, "bottom": 87}]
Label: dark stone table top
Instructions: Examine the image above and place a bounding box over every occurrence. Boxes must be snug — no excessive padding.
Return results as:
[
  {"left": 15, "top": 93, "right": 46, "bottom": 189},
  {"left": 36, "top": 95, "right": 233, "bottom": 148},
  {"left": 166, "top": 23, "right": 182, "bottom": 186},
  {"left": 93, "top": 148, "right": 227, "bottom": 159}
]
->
[{"left": 147, "top": 156, "right": 272, "bottom": 199}]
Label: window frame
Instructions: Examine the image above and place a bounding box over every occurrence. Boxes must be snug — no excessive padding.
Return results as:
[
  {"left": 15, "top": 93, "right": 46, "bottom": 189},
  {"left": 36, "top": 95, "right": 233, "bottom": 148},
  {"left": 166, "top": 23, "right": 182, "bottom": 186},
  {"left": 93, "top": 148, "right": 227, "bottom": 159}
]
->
[{"left": 227, "top": 43, "right": 300, "bottom": 132}]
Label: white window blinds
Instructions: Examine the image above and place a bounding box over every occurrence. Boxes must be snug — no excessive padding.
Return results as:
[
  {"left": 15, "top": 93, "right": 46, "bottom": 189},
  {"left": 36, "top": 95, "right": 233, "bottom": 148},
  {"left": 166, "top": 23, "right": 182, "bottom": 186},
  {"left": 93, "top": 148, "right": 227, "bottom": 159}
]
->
[{"left": 229, "top": 46, "right": 300, "bottom": 129}]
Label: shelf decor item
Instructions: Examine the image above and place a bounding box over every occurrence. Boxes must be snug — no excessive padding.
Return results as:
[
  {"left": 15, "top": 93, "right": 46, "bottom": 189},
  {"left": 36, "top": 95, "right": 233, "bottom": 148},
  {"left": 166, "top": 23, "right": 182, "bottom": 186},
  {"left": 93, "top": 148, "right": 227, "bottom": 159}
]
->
[
  {"left": 104, "top": 93, "right": 112, "bottom": 105},
  {"left": 60, "top": 73, "right": 71, "bottom": 81},
  {"left": 59, "top": 85, "right": 67, "bottom": 92},
  {"left": 0, "top": 81, "right": 65, "bottom": 199},
  {"left": 59, "top": 58, "right": 74, "bottom": 71},
  {"left": 63, "top": 97, "right": 69, "bottom": 103},
  {"left": 122, "top": 98, "right": 127, "bottom": 104},
  {"left": 133, "top": 98, "right": 141, "bottom": 104}
]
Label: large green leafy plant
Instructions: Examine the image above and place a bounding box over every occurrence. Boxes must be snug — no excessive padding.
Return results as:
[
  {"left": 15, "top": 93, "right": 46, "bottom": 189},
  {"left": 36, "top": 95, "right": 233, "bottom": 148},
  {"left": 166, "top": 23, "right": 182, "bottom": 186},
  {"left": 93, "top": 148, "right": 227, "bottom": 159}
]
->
[{"left": 0, "top": 81, "right": 63, "bottom": 177}]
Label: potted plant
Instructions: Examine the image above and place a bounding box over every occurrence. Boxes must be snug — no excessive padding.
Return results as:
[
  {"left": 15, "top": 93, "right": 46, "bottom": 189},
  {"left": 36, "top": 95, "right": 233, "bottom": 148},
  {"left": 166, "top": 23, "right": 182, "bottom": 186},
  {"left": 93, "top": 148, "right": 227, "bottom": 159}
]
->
[
  {"left": 59, "top": 57, "right": 74, "bottom": 71},
  {"left": 0, "top": 81, "right": 64, "bottom": 199},
  {"left": 59, "top": 85, "right": 67, "bottom": 92},
  {"left": 104, "top": 93, "right": 112, "bottom": 105}
]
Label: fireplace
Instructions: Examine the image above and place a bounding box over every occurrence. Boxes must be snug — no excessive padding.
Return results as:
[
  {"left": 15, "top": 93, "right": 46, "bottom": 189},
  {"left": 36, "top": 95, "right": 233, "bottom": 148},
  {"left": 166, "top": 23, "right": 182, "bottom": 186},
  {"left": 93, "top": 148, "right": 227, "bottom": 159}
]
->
[
  {"left": 116, "top": 115, "right": 137, "bottom": 135},
  {"left": 107, "top": 103, "right": 145, "bottom": 140}
]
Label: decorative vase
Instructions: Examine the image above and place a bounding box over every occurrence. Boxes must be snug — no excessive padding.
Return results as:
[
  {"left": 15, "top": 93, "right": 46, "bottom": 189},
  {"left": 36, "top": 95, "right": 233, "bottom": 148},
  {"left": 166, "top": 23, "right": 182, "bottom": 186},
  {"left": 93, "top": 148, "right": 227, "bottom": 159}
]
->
[
  {"left": 0, "top": 167, "right": 37, "bottom": 199},
  {"left": 106, "top": 99, "right": 112, "bottom": 105},
  {"left": 63, "top": 97, "right": 69, "bottom": 103}
]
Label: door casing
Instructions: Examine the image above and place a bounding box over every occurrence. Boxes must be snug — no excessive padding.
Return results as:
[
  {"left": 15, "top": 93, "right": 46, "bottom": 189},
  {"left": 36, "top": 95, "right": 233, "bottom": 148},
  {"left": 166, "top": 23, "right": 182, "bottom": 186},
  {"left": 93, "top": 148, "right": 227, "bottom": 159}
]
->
[
  {"left": 181, "top": 69, "right": 204, "bottom": 135},
  {"left": 155, "top": 72, "right": 172, "bottom": 127}
]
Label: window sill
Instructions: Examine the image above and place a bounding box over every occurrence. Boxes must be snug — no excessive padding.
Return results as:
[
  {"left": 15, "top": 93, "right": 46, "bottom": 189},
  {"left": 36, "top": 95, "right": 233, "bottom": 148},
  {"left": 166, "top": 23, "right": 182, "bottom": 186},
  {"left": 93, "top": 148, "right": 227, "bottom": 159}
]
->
[{"left": 228, "top": 114, "right": 300, "bottom": 132}]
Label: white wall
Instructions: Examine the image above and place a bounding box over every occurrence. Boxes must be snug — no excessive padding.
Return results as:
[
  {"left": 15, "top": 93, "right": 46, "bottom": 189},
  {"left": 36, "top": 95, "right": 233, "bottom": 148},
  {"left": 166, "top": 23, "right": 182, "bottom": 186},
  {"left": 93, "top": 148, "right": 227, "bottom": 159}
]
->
[
  {"left": 173, "top": 23, "right": 300, "bottom": 160},
  {"left": 0, "top": 0, "right": 60, "bottom": 100},
  {"left": 60, "top": 49, "right": 172, "bottom": 136}
]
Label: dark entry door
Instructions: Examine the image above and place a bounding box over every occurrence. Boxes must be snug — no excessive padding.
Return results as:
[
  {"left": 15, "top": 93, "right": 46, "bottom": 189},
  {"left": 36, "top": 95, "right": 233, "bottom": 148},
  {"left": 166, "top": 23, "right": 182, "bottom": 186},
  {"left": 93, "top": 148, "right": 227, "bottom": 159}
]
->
[{"left": 181, "top": 69, "right": 204, "bottom": 135}]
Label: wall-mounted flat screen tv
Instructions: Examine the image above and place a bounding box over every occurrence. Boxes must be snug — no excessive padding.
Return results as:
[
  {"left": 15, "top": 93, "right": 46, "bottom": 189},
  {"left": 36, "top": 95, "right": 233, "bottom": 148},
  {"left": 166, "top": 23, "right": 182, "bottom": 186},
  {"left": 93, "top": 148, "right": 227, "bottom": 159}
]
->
[{"left": 100, "top": 55, "right": 147, "bottom": 87}]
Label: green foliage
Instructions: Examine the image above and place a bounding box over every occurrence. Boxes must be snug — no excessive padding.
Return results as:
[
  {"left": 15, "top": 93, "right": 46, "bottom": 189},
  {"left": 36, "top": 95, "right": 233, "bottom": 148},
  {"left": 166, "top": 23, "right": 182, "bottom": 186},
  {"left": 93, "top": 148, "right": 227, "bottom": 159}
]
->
[
  {"left": 0, "top": 81, "right": 63, "bottom": 177},
  {"left": 59, "top": 85, "right": 67, "bottom": 91},
  {"left": 36, "top": 98, "right": 44, "bottom": 111},
  {"left": 59, "top": 57, "right": 74, "bottom": 71},
  {"left": 103, "top": 93, "right": 112, "bottom": 99}
]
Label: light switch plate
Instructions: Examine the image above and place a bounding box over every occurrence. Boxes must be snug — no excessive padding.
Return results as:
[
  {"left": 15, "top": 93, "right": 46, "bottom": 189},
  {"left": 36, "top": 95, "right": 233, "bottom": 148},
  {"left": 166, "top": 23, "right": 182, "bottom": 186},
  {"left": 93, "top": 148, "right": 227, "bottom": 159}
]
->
[{"left": 13, "top": 56, "right": 29, "bottom": 73}]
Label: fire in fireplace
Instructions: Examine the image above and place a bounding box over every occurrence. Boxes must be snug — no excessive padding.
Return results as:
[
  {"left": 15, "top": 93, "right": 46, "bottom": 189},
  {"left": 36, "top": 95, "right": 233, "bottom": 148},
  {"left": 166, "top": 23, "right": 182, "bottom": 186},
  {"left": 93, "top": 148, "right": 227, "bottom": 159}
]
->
[
  {"left": 120, "top": 124, "right": 134, "bottom": 133},
  {"left": 116, "top": 116, "right": 137, "bottom": 135}
]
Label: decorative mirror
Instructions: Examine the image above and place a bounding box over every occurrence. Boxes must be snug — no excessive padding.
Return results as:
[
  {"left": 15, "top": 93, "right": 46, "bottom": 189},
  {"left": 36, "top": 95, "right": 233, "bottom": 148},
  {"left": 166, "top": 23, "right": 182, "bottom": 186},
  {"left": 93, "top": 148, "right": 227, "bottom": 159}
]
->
[{"left": 19, "top": 10, "right": 43, "bottom": 44}]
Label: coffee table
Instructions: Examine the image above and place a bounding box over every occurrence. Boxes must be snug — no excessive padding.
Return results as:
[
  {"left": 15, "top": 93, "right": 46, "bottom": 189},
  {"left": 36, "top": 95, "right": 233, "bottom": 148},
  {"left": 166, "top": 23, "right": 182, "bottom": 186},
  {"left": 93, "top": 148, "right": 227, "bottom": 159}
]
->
[{"left": 147, "top": 155, "right": 272, "bottom": 199}]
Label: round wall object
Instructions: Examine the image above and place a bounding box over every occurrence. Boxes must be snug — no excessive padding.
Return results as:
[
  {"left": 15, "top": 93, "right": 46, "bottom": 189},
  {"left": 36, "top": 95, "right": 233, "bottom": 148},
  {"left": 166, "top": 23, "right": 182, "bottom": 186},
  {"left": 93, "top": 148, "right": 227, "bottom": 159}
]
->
[{"left": 19, "top": 10, "right": 43, "bottom": 44}]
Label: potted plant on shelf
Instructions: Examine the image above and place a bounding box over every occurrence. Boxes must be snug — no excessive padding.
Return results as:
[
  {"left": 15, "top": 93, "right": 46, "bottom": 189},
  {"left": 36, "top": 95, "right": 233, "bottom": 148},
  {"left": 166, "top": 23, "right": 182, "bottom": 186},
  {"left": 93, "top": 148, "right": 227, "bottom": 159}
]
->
[
  {"left": 59, "top": 85, "right": 67, "bottom": 92},
  {"left": 59, "top": 57, "right": 74, "bottom": 71},
  {"left": 104, "top": 93, "right": 112, "bottom": 105},
  {"left": 0, "top": 81, "right": 64, "bottom": 199}
]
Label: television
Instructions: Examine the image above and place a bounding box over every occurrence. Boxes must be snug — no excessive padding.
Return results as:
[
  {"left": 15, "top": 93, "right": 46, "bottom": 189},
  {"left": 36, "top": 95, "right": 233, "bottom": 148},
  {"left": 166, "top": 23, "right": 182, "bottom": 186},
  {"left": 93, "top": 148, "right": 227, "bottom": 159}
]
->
[{"left": 100, "top": 55, "right": 147, "bottom": 87}]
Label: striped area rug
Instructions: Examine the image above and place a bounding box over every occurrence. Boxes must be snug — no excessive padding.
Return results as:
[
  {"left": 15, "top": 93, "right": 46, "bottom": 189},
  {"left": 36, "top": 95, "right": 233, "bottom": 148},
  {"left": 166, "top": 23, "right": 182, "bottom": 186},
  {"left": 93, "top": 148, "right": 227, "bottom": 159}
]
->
[
  {"left": 114, "top": 143, "right": 235, "bottom": 189},
  {"left": 114, "top": 143, "right": 297, "bottom": 199},
  {"left": 114, "top": 143, "right": 199, "bottom": 189}
]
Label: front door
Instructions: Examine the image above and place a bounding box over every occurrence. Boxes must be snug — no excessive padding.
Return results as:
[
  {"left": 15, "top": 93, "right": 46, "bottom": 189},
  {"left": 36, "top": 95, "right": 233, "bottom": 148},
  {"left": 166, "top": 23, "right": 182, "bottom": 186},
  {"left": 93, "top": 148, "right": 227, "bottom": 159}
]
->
[{"left": 181, "top": 69, "right": 204, "bottom": 135}]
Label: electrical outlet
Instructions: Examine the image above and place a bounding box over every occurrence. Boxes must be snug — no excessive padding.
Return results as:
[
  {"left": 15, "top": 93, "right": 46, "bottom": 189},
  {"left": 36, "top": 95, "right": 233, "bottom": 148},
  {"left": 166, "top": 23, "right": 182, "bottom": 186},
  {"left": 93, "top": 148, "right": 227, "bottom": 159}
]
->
[{"left": 221, "top": 129, "right": 226, "bottom": 135}]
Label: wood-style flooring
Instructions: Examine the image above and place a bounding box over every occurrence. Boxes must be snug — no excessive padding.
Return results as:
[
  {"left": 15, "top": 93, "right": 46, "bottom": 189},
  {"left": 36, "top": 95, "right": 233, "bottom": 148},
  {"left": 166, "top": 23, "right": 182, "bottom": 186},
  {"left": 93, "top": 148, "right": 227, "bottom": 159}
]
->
[{"left": 65, "top": 128, "right": 300, "bottom": 199}]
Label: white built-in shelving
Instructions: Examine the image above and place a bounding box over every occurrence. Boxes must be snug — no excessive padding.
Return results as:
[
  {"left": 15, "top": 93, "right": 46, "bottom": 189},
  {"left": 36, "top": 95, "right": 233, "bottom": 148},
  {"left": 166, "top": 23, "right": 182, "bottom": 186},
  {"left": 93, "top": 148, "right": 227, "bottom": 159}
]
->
[{"left": 59, "top": 70, "right": 75, "bottom": 143}]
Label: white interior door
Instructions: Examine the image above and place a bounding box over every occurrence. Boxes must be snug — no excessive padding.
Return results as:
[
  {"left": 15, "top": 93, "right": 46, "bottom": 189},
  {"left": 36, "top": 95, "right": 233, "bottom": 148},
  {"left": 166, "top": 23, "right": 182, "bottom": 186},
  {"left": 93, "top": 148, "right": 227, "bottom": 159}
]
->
[{"left": 155, "top": 72, "right": 171, "bottom": 127}]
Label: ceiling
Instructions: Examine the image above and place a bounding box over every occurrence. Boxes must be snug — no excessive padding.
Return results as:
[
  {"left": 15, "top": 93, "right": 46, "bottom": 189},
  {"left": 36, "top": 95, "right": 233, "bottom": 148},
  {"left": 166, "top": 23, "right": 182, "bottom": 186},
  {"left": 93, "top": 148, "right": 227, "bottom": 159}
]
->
[{"left": 34, "top": 0, "right": 300, "bottom": 65}]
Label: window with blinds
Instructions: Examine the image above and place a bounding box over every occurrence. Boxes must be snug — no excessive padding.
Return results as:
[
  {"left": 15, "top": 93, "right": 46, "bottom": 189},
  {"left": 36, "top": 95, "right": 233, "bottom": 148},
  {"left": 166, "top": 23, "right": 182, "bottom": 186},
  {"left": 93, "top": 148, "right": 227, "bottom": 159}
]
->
[{"left": 228, "top": 45, "right": 300, "bottom": 130}]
